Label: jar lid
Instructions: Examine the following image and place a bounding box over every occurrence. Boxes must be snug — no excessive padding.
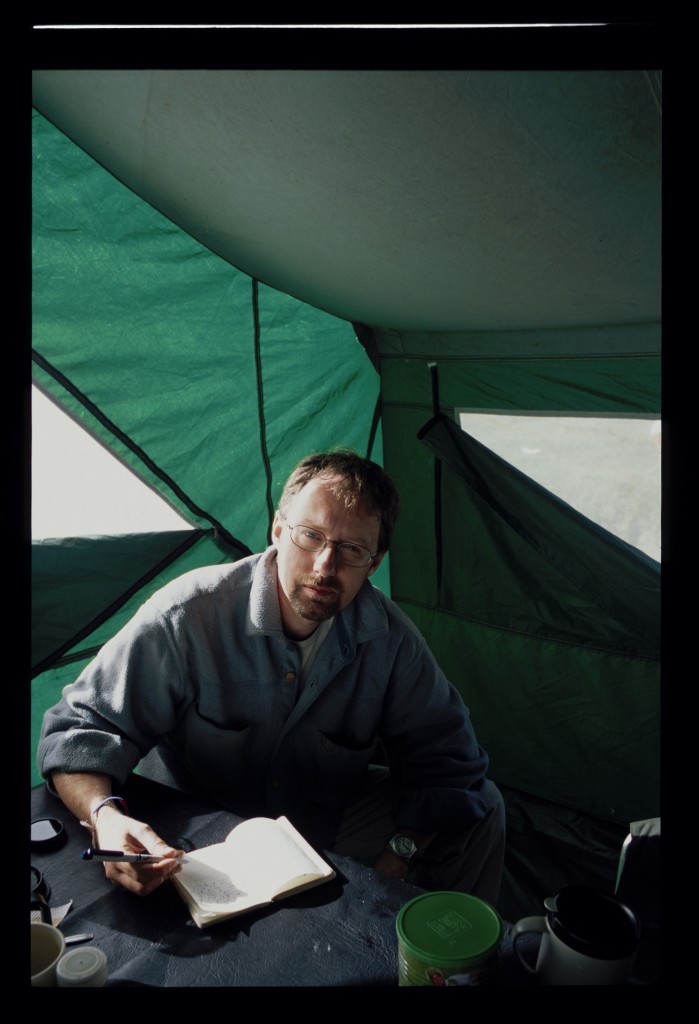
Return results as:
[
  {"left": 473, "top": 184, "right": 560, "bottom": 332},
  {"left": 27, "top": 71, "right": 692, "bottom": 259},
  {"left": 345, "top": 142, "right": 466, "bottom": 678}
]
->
[
  {"left": 396, "top": 891, "right": 502, "bottom": 967},
  {"left": 57, "top": 946, "right": 108, "bottom": 987}
]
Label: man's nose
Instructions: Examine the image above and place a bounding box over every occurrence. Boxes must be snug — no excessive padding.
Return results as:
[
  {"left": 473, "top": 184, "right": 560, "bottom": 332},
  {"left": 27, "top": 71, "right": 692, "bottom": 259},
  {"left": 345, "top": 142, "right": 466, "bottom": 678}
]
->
[{"left": 313, "top": 541, "right": 338, "bottom": 575}]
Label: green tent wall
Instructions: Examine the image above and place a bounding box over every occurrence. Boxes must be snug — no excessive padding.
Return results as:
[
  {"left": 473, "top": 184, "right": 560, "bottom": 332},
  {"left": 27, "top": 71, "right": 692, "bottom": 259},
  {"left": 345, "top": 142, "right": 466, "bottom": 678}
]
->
[{"left": 31, "top": 69, "right": 660, "bottom": 922}]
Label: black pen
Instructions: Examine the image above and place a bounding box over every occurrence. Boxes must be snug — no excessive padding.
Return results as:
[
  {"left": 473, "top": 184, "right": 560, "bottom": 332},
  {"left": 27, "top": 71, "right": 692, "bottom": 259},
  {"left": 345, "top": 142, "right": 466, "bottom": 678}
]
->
[{"left": 81, "top": 847, "right": 187, "bottom": 864}]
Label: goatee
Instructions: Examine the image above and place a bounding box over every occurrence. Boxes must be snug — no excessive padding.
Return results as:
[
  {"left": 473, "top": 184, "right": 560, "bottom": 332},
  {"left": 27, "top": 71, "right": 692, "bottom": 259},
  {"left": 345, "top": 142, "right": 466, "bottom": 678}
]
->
[{"left": 289, "top": 575, "right": 341, "bottom": 622}]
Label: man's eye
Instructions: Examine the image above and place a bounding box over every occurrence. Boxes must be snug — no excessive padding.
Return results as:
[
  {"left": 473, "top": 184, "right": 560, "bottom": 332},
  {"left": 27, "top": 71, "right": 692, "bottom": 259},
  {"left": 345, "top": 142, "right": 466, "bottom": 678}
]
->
[
  {"left": 302, "top": 529, "right": 323, "bottom": 542},
  {"left": 340, "top": 543, "right": 361, "bottom": 555}
]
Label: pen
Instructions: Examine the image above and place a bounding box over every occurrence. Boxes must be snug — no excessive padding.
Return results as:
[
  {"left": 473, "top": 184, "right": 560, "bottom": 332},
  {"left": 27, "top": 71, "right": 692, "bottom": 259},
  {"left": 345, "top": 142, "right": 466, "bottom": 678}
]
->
[{"left": 81, "top": 848, "right": 187, "bottom": 864}]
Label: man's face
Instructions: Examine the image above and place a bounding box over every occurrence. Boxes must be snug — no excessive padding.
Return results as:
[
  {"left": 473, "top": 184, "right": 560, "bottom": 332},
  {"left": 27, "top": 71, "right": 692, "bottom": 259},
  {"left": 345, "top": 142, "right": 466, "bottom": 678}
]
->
[{"left": 272, "top": 475, "right": 384, "bottom": 640}]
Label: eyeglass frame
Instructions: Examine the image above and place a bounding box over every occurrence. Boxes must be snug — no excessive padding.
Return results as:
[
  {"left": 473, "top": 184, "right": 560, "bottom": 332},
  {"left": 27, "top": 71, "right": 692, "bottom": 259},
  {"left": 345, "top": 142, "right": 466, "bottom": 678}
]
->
[{"left": 279, "top": 511, "right": 379, "bottom": 568}]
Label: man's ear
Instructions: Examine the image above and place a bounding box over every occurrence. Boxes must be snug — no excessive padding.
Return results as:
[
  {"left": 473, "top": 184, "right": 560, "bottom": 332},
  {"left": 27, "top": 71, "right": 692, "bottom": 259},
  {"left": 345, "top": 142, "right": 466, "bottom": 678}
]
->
[
  {"left": 367, "top": 551, "right": 386, "bottom": 577},
  {"left": 271, "top": 512, "right": 284, "bottom": 548}
]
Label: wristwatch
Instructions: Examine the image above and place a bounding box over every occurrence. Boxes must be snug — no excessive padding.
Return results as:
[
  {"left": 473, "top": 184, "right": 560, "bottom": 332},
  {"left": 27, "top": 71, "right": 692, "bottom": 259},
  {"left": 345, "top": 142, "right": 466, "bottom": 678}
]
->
[{"left": 387, "top": 833, "right": 418, "bottom": 865}]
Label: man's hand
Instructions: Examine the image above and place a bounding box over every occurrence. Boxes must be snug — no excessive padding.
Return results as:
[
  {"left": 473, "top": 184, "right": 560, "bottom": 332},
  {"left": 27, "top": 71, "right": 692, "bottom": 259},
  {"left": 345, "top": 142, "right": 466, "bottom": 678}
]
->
[
  {"left": 94, "top": 804, "right": 185, "bottom": 897},
  {"left": 371, "top": 828, "right": 436, "bottom": 882},
  {"left": 371, "top": 845, "right": 412, "bottom": 881},
  {"left": 51, "top": 771, "right": 185, "bottom": 897}
]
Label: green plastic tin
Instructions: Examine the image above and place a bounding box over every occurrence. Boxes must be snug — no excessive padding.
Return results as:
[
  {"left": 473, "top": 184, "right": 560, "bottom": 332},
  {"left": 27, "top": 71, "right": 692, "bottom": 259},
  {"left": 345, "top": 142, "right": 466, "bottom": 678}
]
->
[{"left": 396, "top": 891, "right": 502, "bottom": 986}]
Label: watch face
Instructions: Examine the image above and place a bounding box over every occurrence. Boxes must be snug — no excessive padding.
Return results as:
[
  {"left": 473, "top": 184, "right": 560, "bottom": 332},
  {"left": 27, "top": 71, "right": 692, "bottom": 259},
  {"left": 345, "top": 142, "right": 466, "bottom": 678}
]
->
[{"left": 392, "top": 835, "right": 416, "bottom": 858}]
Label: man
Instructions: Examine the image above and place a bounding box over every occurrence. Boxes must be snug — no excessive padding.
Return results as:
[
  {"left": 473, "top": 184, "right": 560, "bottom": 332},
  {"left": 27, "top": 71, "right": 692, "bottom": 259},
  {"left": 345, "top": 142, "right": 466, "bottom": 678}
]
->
[{"left": 38, "top": 449, "right": 505, "bottom": 903}]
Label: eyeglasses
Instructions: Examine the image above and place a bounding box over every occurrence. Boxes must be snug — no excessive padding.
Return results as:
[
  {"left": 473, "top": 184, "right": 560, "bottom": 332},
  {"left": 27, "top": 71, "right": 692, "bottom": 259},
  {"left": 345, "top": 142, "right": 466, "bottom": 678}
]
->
[{"left": 281, "top": 513, "right": 377, "bottom": 568}]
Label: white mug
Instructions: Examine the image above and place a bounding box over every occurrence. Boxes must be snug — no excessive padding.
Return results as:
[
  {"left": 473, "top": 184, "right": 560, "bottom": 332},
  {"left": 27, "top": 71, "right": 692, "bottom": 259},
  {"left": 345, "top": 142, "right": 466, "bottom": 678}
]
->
[
  {"left": 31, "top": 922, "right": 66, "bottom": 987},
  {"left": 511, "top": 885, "right": 640, "bottom": 985}
]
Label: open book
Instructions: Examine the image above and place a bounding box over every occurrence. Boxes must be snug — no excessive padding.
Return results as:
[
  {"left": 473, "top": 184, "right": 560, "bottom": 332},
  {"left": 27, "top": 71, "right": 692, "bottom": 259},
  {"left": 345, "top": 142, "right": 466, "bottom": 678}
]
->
[{"left": 171, "top": 815, "right": 336, "bottom": 928}]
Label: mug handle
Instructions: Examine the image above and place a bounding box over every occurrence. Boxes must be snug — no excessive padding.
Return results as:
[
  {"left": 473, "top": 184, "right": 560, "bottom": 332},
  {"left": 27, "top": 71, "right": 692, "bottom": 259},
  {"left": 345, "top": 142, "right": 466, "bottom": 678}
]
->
[{"left": 510, "top": 915, "right": 547, "bottom": 975}]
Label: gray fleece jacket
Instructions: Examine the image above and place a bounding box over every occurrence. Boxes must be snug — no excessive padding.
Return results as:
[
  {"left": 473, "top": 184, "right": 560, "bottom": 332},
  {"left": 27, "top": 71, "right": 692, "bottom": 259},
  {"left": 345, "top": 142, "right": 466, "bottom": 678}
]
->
[{"left": 38, "top": 547, "right": 489, "bottom": 845}]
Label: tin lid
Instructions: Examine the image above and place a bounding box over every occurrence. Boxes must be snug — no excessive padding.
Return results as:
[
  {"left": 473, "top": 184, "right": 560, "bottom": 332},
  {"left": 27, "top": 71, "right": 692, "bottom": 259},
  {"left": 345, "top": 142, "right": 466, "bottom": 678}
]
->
[
  {"left": 56, "top": 946, "right": 108, "bottom": 987},
  {"left": 396, "top": 892, "right": 502, "bottom": 967}
]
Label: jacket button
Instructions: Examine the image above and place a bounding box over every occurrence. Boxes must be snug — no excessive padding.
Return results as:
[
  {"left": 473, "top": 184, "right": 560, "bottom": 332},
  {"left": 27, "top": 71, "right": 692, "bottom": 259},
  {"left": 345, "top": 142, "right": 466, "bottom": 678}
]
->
[{"left": 286, "top": 671, "right": 296, "bottom": 682}]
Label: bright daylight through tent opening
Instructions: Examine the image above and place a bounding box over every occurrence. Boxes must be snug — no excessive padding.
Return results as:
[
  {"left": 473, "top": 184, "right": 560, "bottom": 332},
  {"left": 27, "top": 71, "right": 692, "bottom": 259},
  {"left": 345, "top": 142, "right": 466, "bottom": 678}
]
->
[
  {"left": 31, "top": 385, "right": 194, "bottom": 539},
  {"left": 458, "top": 411, "right": 660, "bottom": 564}
]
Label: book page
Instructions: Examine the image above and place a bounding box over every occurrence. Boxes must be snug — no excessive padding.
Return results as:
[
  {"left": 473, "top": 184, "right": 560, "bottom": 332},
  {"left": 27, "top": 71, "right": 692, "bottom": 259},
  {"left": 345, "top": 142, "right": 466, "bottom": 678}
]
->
[
  {"left": 175, "top": 859, "right": 254, "bottom": 913},
  {"left": 176, "top": 817, "right": 331, "bottom": 912}
]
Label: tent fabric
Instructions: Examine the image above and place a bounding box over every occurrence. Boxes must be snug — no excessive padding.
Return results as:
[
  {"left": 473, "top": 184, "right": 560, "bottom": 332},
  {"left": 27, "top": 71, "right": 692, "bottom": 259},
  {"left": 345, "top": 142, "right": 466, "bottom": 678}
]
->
[
  {"left": 30, "top": 103, "right": 386, "bottom": 771},
  {"left": 31, "top": 69, "right": 660, "bottom": 921},
  {"left": 31, "top": 108, "right": 383, "bottom": 556},
  {"left": 417, "top": 412, "right": 659, "bottom": 658},
  {"left": 376, "top": 327, "right": 660, "bottom": 416},
  {"left": 32, "top": 529, "right": 209, "bottom": 674},
  {"left": 30, "top": 529, "right": 246, "bottom": 794},
  {"left": 31, "top": 69, "right": 661, "bottom": 336},
  {"left": 411, "top": 412, "right": 659, "bottom": 823}
]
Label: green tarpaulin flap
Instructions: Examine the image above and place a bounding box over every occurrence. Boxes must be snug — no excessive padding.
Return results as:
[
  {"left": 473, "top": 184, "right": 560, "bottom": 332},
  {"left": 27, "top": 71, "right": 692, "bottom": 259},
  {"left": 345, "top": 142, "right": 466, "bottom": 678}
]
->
[
  {"left": 32, "top": 530, "right": 205, "bottom": 673},
  {"left": 30, "top": 530, "right": 244, "bottom": 787},
  {"left": 403, "top": 412, "right": 659, "bottom": 825},
  {"left": 417, "top": 412, "right": 659, "bottom": 658}
]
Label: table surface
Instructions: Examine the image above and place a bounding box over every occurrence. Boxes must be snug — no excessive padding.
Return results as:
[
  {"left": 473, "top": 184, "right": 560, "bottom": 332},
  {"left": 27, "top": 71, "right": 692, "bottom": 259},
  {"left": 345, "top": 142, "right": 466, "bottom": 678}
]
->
[{"left": 31, "top": 773, "right": 535, "bottom": 988}]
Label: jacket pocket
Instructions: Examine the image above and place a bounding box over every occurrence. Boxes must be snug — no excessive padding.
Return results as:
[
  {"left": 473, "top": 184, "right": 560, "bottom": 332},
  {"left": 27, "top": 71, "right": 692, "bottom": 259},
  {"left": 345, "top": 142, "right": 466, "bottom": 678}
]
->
[
  {"left": 175, "top": 705, "right": 252, "bottom": 790},
  {"left": 308, "top": 732, "right": 377, "bottom": 804}
]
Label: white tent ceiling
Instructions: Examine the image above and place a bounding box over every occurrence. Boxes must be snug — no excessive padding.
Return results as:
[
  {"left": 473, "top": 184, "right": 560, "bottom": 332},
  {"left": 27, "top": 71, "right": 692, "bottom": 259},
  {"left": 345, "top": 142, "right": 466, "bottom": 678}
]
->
[{"left": 32, "top": 69, "right": 661, "bottom": 339}]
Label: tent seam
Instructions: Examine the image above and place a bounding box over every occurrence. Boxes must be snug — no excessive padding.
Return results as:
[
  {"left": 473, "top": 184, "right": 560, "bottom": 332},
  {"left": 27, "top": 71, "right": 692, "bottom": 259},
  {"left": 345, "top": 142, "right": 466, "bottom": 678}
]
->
[
  {"left": 379, "top": 352, "right": 661, "bottom": 363},
  {"left": 252, "top": 279, "right": 275, "bottom": 538}
]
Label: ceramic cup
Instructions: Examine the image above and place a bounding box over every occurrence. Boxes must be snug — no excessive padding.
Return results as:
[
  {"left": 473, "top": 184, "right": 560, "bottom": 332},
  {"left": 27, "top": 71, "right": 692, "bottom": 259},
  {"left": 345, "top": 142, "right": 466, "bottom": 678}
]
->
[
  {"left": 511, "top": 885, "right": 640, "bottom": 985},
  {"left": 31, "top": 922, "right": 66, "bottom": 987}
]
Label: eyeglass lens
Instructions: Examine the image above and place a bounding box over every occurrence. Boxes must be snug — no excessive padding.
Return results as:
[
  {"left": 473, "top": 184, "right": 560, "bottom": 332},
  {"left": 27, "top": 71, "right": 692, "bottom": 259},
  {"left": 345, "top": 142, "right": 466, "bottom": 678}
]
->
[{"left": 290, "top": 526, "right": 371, "bottom": 566}]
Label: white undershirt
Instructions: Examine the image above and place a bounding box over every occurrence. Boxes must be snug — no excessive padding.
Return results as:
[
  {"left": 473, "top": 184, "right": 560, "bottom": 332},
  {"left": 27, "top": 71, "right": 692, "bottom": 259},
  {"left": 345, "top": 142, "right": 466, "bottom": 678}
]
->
[{"left": 293, "top": 617, "right": 334, "bottom": 691}]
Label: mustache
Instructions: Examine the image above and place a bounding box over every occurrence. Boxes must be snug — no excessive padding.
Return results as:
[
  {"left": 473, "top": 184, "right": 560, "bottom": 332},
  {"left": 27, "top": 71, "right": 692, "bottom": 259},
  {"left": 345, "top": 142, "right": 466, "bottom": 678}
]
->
[{"left": 298, "top": 574, "right": 341, "bottom": 593}]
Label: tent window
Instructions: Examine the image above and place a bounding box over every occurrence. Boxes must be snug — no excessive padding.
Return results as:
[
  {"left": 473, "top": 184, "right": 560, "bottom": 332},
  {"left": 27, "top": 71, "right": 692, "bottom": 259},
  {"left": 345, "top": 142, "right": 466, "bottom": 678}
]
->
[
  {"left": 457, "top": 411, "right": 661, "bottom": 563},
  {"left": 31, "top": 385, "right": 194, "bottom": 540}
]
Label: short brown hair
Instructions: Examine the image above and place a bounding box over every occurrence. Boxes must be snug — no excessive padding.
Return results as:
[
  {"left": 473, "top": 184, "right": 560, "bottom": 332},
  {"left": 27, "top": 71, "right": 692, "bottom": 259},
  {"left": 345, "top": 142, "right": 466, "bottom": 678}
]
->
[{"left": 278, "top": 449, "right": 400, "bottom": 553}]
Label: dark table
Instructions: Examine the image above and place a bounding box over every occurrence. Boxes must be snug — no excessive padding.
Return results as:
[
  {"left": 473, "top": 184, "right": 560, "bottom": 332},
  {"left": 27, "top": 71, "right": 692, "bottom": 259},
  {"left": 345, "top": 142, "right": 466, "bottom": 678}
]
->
[{"left": 31, "top": 773, "right": 534, "bottom": 988}]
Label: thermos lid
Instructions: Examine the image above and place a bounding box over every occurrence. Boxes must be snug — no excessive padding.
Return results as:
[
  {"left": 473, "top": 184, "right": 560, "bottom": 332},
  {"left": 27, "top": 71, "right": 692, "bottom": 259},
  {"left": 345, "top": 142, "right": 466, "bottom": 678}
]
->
[
  {"left": 549, "top": 885, "right": 640, "bottom": 959},
  {"left": 56, "top": 946, "right": 108, "bottom": 987}
]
